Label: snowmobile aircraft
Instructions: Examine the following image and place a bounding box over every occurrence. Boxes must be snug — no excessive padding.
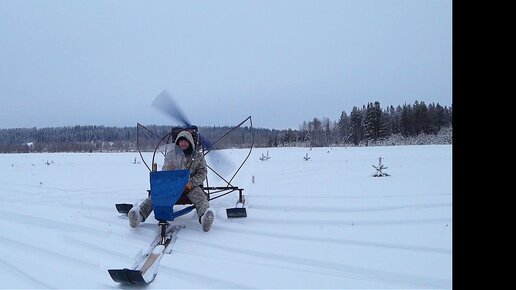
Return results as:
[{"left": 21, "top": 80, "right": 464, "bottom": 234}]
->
[{"left": 108, "top": 90, "right": 254, "bottom": 284}]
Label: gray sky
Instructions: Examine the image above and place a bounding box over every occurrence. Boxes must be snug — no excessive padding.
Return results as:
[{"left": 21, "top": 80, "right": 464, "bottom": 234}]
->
[{"left": 0, "top": 0, "right": 451, "bottom": 130}]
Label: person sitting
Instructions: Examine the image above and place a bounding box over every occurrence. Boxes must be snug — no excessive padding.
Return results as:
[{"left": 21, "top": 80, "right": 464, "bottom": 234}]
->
[{"left": 128, "top": 130, "right": 214, "bottom": 232}]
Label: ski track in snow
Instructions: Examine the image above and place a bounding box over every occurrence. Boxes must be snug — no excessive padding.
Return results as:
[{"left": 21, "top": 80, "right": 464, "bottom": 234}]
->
[
  {"left": 249, "top": 201, "right": 451, "bottom": 213},
  {"left": 158, "top": 265, "right": 251, "bottom": 289},
  {"left": 0, "top": 235, "right": 109, "bottom": 288},
  {"left": 174, "top": 236, "right": 449, "bottom": 288},
  {"left": 249, "top": 192, "right": 451, "bottom": 199},
  {"left": 0, "top": 208, "right": 111, "bottom": 236},
  {"left": 230, "top": 216, "right": 451, "bottom": 226},
  {"left": 1, "top": 146, "right": 452, "bottom": 288},
  {"left": 0, "top": 235, "right": 101, "bottom": 277},
  {"left": 213, "top": 226, "right": 451, "bottom": 254},
  {"left": 0, "top": 258, "right": 53, "bottom": 289}
]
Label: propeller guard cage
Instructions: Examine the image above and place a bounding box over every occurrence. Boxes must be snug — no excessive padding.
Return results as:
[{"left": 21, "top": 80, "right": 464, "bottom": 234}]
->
[{"left": 136, "top": 116, "right": 253, "bottom": 218}]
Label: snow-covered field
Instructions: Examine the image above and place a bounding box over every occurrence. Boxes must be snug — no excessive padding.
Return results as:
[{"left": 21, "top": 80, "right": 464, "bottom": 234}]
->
[{"left": 0, "top": 145, "right": 452, "bottom": 289}]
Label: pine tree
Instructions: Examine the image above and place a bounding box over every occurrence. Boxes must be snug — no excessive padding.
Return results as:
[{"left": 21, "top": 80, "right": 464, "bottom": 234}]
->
[
  {"left": 349, "top": 106, "right": 363, "bottom": 145},
  {"left": 337, "top": 111, "right": 350, "bottom": 143},
  {"left": 400, "top": 104, "right": 413, "bottom": 137},
  {"left": 363, "top": 102, "right": 383, "bottom": 141}
]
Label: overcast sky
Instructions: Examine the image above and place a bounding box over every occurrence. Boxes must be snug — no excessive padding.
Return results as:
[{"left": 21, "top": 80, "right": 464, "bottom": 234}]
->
[{"left": 0, "top": 0, "right": 451, "bottom": 130}]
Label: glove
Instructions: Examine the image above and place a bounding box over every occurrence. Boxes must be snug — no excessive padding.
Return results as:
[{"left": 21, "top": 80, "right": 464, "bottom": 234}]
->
[{"left": 184, "top": 182, "right": 192, "bottom": 192}]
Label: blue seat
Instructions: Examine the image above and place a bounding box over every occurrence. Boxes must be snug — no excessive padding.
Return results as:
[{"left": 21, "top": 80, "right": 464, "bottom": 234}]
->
[{"left": 150, "top": 169, "right": 190, "bottom": 221}]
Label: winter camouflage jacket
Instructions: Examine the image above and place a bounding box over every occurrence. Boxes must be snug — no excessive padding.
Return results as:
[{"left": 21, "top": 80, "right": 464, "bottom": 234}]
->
[{"left": 175, "top": 130, "right": 207, "bottom": 188}]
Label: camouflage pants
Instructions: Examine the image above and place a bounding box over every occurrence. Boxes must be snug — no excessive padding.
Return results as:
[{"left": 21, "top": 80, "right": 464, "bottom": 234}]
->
[{"left": 139, "top": 186, "right": 209, "bottom": 222}]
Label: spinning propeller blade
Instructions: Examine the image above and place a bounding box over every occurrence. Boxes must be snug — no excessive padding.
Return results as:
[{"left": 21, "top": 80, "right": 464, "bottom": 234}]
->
[
  {"left": 152, "top": 89, "right": 192, "bottom": 126},
  {"left": 147, "top": 90, "right": 253, "bottom": 186},
  {"left": 152, "top": 89, "right": 219, "bottom": 151}
]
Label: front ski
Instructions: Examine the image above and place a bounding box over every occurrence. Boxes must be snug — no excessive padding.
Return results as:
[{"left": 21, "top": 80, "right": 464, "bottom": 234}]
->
[
  {"left": 108, "top": 268, "right": 146, "bottom": 284},
  {"left": 108, "top": 224, "right": 184, "bottom": 284}
]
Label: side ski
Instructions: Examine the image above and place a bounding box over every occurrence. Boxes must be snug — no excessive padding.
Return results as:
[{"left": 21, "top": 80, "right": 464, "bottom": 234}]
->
[
  {"left": 108, "top": 224, "right": 184, "bottom": 284},
  {"left": 115, "top": 203, "right": 133, "bottom": 215}
]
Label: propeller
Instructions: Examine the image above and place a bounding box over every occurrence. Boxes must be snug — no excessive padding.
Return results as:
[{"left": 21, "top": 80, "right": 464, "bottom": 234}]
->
[
  {"left": 151, "top": 89, "right": 235, "bottom": 178},
  {"left": 152, "top": 89, "right": 192, "bottom": 127},
  {"left": 152, "top": 89, "right": 216, "bottom": 151}
]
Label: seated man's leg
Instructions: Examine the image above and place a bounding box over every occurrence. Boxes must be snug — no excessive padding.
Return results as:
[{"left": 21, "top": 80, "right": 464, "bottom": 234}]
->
[
  {"left": 187, "top": 187, "right": 214, "bottom": 231},
  {"left": 186, "top": 187, "right": 209, "bottom": 222},
  {"left": 139, "top": 197, "right": 153, "bottom": 220},
  {"left": 128, "top": 197, "right": 153, "bottom": 228}
]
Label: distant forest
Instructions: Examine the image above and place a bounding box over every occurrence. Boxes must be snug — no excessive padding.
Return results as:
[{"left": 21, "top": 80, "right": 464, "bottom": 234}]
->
[{"left": 1, "top": 101, "right": 452, "bottom": 153}]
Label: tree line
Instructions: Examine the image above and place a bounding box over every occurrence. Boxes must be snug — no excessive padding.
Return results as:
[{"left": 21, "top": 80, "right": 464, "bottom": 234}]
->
[
  {"left": 291, "top": 100, "right": 452, "bottom": 147},
  {"left": 0, "top": 100, "right": 451, "bottom": 153}
]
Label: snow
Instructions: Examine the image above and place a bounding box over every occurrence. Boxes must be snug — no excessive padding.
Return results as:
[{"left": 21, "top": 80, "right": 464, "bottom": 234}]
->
[{"left": 0, "top": 145, "right": 452, "bottom": 289}]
